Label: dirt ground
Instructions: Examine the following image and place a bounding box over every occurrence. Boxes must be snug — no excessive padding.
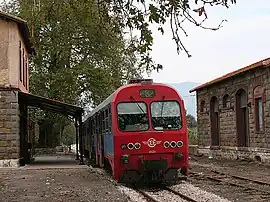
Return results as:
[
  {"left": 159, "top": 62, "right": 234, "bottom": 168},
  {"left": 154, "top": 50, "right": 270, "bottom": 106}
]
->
[
  {"left": 189, "top": 154, "right": 270, "bottom": 182},
  {"left": 188, "top": 154, "right": 270, "bottom": 202},
  {"left": 1, "top": 154, "right": 270, "bottom": 202},
  {"left": 0, "top": 159, "right": 129, "bottom": 202}
]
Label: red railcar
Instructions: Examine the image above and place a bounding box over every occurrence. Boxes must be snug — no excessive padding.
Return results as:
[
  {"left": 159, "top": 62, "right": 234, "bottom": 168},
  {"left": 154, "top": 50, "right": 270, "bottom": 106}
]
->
[{"left": 82, "top": 79, "right": 188, "bottom": 183}]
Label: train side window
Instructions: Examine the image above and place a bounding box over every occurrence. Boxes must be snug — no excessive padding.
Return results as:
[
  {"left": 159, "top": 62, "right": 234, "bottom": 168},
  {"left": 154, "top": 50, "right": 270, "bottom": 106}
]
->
[
  {"left": 96, "top": 115, "right": 99, "bottom": 134},
  {"left": 90, "top": 118, "right": 93, "bottom": 134},
  {"left": 93, "top": 117, "right": 96, "bottom": 134},
  {"left": 105, "top": 109, "right": 109, "bottom": 132},
  {"left": 100, "top": 112, "right": 103, "bottom": 133},
  {"left": 102, "top": 111, "right": 105, "bottom": 132},
  {"left": 108, "top": 106, "right": 112, "bottom": 133},
  {"left": 99, "top": 113, "right": 102, "bottom": 133}
]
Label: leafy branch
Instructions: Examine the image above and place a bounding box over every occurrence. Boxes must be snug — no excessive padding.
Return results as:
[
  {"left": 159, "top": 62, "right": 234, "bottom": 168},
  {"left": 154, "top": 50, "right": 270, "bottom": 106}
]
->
[{"left": 97, "top": 0, "right": 236, "bottom": 71}]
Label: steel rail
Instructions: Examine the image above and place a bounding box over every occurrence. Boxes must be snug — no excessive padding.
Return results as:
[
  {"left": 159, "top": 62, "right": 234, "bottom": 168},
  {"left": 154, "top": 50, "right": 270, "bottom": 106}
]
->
[
  {"left": 210, "top": 169, "right": 270, "bottom": 186},
  {"left": 189, "top": 171, "right": 270, "bottom": 195},
  {"left": 164, "top": 187, "right": 199, "bottom": 202},
  {"left": 135, "top": 189, "right": 161, "bottom": 202}
]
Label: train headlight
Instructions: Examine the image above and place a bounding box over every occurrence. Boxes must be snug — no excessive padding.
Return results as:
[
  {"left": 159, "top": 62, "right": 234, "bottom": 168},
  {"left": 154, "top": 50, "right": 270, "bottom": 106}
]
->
[
  {"left": 121, "top": 154, "right": 129, "bottom": 164},
  {"left": 170, "top": 141, "right": 177, "bottom": 148},
  {"left": 175, "top": 152, "right": 183, "bottom": 160},
  {"left": 127, "top": 143, "right": 134, "bottom": 150},
  {"left": 177, "top": 141, "right": 183, "bottom": 148},
  {"left": 134, "top": 142, "right": 141, "bottom": 149},
  {"left": 120, "top": 144, "right": 127, "bottom": 150},
  {"left": 164, "top": 141, "right": 170, "bottom": 148}
]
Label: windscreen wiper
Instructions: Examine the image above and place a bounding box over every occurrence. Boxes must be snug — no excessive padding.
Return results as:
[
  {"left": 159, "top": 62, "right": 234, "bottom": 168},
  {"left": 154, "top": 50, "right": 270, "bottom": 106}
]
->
[
  {"left": 160, "top": 96, "right": 165, "bottom": 117},
  {"left": 130, "top": 96, "right": 145, "bottom": 113}
]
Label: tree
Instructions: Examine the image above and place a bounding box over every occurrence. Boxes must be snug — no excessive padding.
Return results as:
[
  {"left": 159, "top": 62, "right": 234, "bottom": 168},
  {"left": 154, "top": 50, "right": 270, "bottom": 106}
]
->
[
  {"left": 1, "top": 0, "right": 144, "bottom": 146},
  {"left": 186, "top": 114, "right": 197, "bottom": 128},
  {"left": 62, "top": 123, "right": 76, "bottom": 146},
  {"left": 1, "top": 0, "right": 237, "bottom": 71},
  {"left": 0, "top": 0, "right": 236, "bottom": 145}
]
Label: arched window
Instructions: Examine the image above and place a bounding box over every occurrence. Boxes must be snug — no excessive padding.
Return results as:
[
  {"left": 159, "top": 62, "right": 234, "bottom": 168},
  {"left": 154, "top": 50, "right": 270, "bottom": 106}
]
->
[
  {"left": 200, "top": 100, "right": 206, "bottom": 113},
  {"left": 223, "top": 94, "right": 230, "bottom": 108},
  {"left": 253, "top": 85, "right": 264, "bottom": 132}
]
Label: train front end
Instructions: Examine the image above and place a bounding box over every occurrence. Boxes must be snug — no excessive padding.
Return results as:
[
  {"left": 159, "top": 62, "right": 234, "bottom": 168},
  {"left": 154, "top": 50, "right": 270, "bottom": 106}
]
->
[{"left": 112, "top": 79, "right": 188, "bottom": 184}]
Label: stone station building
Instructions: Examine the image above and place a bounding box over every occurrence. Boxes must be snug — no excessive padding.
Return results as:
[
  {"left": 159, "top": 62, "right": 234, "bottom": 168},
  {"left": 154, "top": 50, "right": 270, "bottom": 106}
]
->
[
  {"left": 0, "top": 11, "right": 83, "bottom": 167},
  {"left": 189, "top": 58, "right": 270, "bottom": 163}
]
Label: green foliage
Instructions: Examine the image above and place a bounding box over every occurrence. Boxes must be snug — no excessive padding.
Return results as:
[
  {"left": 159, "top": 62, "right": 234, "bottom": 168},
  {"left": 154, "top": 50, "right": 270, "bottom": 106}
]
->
[
  {"left": 0, "top": 0, "right": 143, "bottom": 106},
  {"left": 98, "top": 0, "right": 236, "bottom": 70},
  {"left": 62, "top": 123, "right": 76, "bottom": 146},
  {"left": 15, "top": 0, "right": 144, "bottom": 146},
  {"left": 188, "top": 127, "right": 198, "bottom": 144},
  {"left": 186, "top": 113, "right": 197, "bottom": 128},
  {"left": 1, "top": 0, "right": 236, "bottom": 72},
  {"left": 188, "top": 127, "right": 197, "bottom": 138},
  {"left": 186, "top": 112, "right": 197, "bottom": 144},
  {"left": 0, "top": 0, "right": 236, "bottom": 146}
]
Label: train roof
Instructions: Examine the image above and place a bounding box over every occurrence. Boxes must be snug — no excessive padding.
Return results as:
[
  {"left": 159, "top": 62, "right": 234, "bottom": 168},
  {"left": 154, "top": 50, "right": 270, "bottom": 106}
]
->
[
  {"left": 83, "top": 93, "right": 115, "bottom": 121},
  {"left": 82, "top": 81, "right": 182, "bottom": 122}
]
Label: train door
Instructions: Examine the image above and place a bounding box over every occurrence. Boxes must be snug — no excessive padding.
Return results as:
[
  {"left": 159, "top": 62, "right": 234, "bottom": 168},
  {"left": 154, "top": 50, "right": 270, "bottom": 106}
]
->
[
  {"left": 95, "top": 114, "right": 100, "bottom": 166},
  {"left": 90, "top": 117, "right": 95, "bottom": 161},
  {"left": 100, "top": 111, "right": 105, "bottom": 167}
]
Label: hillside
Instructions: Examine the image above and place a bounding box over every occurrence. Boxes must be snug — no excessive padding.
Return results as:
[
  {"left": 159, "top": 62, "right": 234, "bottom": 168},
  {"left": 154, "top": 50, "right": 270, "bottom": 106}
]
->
[{"left": 167, "top": 82, "right": 200, "bottom": 118}]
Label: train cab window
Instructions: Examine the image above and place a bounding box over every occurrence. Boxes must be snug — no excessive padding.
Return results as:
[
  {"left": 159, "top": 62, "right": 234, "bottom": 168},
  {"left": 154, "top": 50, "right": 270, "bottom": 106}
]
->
[
  {"left": 117, "top": 102, "right": 149, "bottom": 132},
  {"left": 150, "top": 101, "right": 182, "bottom": 130}
]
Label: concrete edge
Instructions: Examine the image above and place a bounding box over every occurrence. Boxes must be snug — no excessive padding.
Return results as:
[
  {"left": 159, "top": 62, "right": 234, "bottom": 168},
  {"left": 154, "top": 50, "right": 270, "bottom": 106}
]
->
[
  {"left": 0, "top": 159, "right": 19, "bottom": 168},
  {"left": 188, "top": 145, "right": 270, "bottom": 164}
]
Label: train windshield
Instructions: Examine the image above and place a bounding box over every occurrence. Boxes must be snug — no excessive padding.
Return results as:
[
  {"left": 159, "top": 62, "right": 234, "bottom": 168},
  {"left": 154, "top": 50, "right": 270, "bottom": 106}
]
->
[
  {"left": 151, "top": 101, "right": 182, "bottom": 130},
  {"left": 117, "top": 102, "right": 149, "bottom": 132}
]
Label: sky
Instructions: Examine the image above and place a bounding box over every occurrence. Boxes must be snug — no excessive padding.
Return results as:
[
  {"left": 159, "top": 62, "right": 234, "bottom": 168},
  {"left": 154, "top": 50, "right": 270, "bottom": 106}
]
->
[
  {"left": 1, "top": 0, "right": 269, "bottom": 85},
  {"left": 147, "top": 0, "right": 270, "bottom": 84}
]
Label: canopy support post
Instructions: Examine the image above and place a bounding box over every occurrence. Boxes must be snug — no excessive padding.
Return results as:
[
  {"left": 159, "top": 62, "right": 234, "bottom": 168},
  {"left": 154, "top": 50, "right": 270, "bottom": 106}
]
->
[
  {"left": 79, "top": 116, "right": 84, "bottom": 165},
  {"left": 75, "top": 118, "right": 79, "bottom": 160}
]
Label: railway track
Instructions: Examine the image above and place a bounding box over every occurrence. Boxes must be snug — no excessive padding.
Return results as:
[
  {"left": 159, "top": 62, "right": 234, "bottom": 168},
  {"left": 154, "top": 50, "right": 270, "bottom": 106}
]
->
[
  {"left": 211, "top": 169, "right": 270, "bottom": 187},
  {"left": 189, "top": 170, "right": 270, "bottom": 194},
  {"left": 189, "top": 170, "right": 270, "bottom": 201},
  {"left": 134, "top": 186, "right": 198, "bottom": 202}
]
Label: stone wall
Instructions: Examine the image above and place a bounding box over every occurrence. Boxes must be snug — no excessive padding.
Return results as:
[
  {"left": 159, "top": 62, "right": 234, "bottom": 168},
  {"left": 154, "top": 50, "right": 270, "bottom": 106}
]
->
[
  {"left": 188, "top": 145, "right": 270, "bottom": 165},
  {"left": 0, "top": 90, "right": 20, "bottom": 167},
  {"left": 196, "top": 66, "right": 270, "bottom": 149}
]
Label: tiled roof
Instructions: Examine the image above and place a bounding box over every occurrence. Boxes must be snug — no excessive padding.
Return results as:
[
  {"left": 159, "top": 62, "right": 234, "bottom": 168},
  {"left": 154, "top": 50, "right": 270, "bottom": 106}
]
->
[
  {"left": 0, "top": 10, "right": 34, "bottom": 54},
  {"left": 189, "top": 57, "right": 270, "bottom": 93}
]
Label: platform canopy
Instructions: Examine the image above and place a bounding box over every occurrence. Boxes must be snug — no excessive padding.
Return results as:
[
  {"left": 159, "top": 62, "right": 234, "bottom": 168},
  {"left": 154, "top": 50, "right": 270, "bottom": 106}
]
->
[{"left": 18, "top": 91, "right": 83, "bottom": 117}]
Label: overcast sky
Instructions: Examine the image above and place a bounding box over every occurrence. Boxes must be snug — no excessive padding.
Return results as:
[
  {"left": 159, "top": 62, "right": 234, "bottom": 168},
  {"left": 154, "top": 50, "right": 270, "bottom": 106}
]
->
[
  {"left": 148, "top": 0, "right": 270, "bottom": 84},
  {"left": 1, "top": 0, "right": 269, "bottom": 85}
]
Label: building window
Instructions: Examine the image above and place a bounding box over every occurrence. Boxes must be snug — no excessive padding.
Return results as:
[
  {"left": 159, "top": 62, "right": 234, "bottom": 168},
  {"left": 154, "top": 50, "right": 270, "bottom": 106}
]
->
[
  {"left": 255, "top": 98, "right": 263, "bottom": 132},
  {"left": 253, "top": 85, "right": 264, "bottom": 132},
  {"left": 22, "top": 49, "right": 25, "bottom": 86},
  {"left": 24, "top": 55, "right": 26, "bottom": 87},
  {"left": 200, "top": 100, "right": 206, "bottom": 112},
  {"left": 223, "top": 94, "right": 230, "bottom": 108},
  {"left": 25, "top": 57, "right": 28, "bottom": 89},
  {"left": 19, "top": 42, "right": 22, "bottom": 82}
]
